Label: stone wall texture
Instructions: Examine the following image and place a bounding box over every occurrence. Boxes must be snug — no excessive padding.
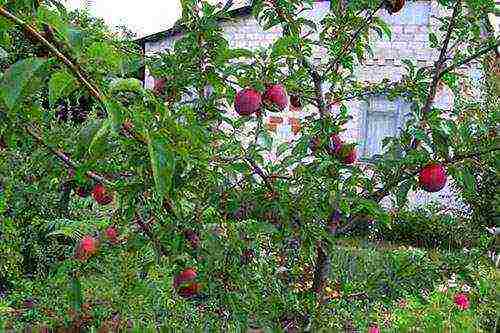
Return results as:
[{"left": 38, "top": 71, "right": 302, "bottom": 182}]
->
[{"left": 143, "top": 1, "right": 488, "bottom": 212}]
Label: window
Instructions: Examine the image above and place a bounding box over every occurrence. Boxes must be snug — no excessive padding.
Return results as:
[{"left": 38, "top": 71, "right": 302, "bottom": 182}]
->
[{"left": 360, "top": 96, "right": 411, "bottom": 159}]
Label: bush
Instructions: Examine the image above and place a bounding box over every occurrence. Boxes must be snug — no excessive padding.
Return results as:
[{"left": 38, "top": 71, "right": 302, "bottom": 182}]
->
[{"left": 378, "top": 204, "right": 492, "bottom": 250}]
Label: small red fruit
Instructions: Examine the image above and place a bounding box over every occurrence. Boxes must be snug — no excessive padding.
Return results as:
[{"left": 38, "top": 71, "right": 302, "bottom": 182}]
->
[
  {"left": 92, "top": 184, "right": 113, "bottom": 205},
  {"left": 105, "top": 226, "right": 119, "bottom": 242},
  {"left": 75, "top": 235, "right": 98, "bottom": 260},
  {"left": 173, "top": 268, "right": 200, "bottom": 298},
  {"left": 81, "top": 236, "right": 97, "bottom": 253},
  {"left": 235, "top": 88, "right": 262, "bottom": 116},
  {"left": 453, "top": 293, "right": 470, "bottom": 310},
  {"left": 384, "top": 0, "right": 405, "bottom": 14},
  {"left": 264, "top": 84, "right": 288, "bottom": 111},
  {"left": 343, "top": 148, "right": 357, "bottom": 165},
  {"left": 418, "top": 163, "right": 447, "bottom": 193}
]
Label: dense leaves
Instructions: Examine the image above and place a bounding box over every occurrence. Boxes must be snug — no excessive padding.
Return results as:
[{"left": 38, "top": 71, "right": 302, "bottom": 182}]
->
[{"left": 0, "top": 0, "right": 498, "bottom": 331}]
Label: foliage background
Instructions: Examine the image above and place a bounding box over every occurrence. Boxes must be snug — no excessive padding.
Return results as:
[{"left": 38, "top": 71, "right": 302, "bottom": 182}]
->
[{"left": 0, "top": 0, "right": 498, "bottom": 331}]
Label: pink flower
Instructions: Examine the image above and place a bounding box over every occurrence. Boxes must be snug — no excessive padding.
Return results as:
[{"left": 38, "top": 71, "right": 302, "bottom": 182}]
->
[
  {"left": 368, "top": 325, "right": 380, "bottom": 333},
  {"left": 454, "top": 293, "right": 470, "bottom": 310}
]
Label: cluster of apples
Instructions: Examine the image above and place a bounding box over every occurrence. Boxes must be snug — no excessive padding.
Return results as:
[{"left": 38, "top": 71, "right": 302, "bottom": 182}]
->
[
  {"left": 173, "top": 268, "right": 202, "bottom": 298},
  {"left": 75, "top": 226, "right": 119, "bottom": 261},
  {"left": 234, "top": 84, "right": 289, "bottom": 116}
]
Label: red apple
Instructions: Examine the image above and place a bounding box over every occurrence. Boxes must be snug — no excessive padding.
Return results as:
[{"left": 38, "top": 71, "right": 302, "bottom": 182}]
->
[
  {"left": 419, "top": 163, "right": 447, "bottom": 192},
  {"left": 235, "top": 88, "right": 262, "bottom": 116},
  {"left": 81, "top": 236, "right": 97, "bottom": 253},
  {"left": 173, "top": 268, "right": 200, "bottom": 298},
  {"left": 75, "top": 235, "right": 98, "bottom": 260},
  {"left": 343, "top": 148, "right": 357, "bottom": 165},
  {"left": 385, "top": 0, "right": 405, "bottom": 14},
  {"left": 92, "top": 184, "right": 113, "bottom": 205},
  {"left": 264, "top": 84, "right": 288, "bottom": 110},
  {"left": 105, "top": 226, "right": 119, "bottom": 242}
]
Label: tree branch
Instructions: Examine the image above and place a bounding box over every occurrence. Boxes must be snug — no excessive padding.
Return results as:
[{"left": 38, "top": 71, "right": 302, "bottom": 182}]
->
[
  {"left": 438, "top": 40, "right": 500, "bottom": 80},
  {"left": 25, "top": 126, "right": 111, "bottom": 186},
  {"left": 0, "top": 6, "right": 103, "bottom": 102},
  {"left": 421, "top": 0, "right": 462, "bottom": 115},
  {"left": 323, "top": 1, "right": 385, "bottom": 76},
  {"left": 135, "top": 214, "right": 169, "bottom": 256},
  {"left": 310, "top": 241, "right": 331, "bottom": 294}
]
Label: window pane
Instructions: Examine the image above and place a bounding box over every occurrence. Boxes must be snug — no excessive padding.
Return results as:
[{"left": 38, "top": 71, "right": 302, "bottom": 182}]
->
[{"left": 363, "top": 112, "right": 397, "bottom": 158}]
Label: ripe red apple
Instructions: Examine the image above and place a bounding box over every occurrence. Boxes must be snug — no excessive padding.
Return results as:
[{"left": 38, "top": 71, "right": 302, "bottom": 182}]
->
[
  {"left": 235, "top": 88, "right": 262, "bottom": 116},
  {"left": 75, "top": 235, "right": 98, "bottom": 260},
  {"left": 342, "top": 148, "right": 357, "bottom": 165},
  {"left": 81, "top": 236, "right": 98, "bottom": 253},
  {"left": 419, "top": 163, "right": 447, "bottom": 192},
  {"left": 92, "top": 184, "right": 113, "bottom": 205},
  {"left": 173, "top": 268, "right": 200, "bottom": 298},
  {"left": 105, "top": 226, "right": 119, "bottom": 242},
  {"left": 290, "top": 95, "right": 302, "bottom": 108},
  {"left": 385, "top": 0, "right": 405, "bottom": 14},
  {"left": 328, "top": 134, "right": 343, "bottom": 155},
  {"left": 264, "top": 84, "right": 288, "bottom": 110}
]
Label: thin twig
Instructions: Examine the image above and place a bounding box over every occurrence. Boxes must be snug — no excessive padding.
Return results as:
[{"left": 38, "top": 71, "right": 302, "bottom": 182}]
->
[
  {"left": 323, "top": 1, "right": 385, "bottom": 76},
  {"left": 0, "top": 6, "right": 103, "bottom": 102},
  {"left": 421, "top": 0, "right": 462, "bottom": 115},
  {"left": 135, "top": 214, "right": 169, "bottom": 256},
  {"left": 438, "top": 40, "right": 500, "bottom": 80},
  {"left": 25, "top": 126, "right": 111, "bottom": 185}
]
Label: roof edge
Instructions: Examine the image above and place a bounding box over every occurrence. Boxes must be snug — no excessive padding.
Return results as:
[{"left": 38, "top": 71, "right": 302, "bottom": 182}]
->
[{"left": 137, "top": 5, "right": 253, "bottom": 45}]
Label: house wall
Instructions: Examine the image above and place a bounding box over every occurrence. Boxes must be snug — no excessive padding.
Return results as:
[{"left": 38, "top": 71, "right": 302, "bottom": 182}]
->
[{"left": 143, "top": 1, "right": 482, "bottom": 212}]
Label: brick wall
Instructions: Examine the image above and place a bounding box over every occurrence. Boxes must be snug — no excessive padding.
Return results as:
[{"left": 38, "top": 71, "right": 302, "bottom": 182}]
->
[{"left": 144, "top": 1, "right": 484, "bottom": 212}]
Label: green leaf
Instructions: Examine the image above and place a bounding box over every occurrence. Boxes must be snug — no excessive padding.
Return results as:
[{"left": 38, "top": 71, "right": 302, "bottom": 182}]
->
[
  {"left": 109, "top": 78, "right": 144, "bottom": 95},
  {"left": 0, "top": 58, "right": 46, "bottom": 110},
  {"left": 105, "top": 99, "right": 125, "bottom": 133},
  {"left": 459, "top": 169, "right": 475, "bottom": 193},
  {"left": 396, "top": 180, "right": 412, "bottom": 206},
  {"left": 88, "top": 119, "right": 111, "bottom": 156},
  {"left": 147, "top": 130, "right": 175, "bottom": 198},
  {"left": 429, "top": 32, "right": 438, "bottom": 48},
  {"left": 48, "top": 70, "right": 77, "bottom": 106}
]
